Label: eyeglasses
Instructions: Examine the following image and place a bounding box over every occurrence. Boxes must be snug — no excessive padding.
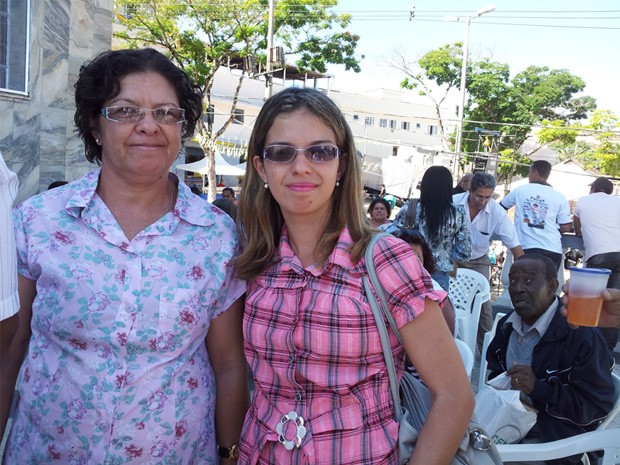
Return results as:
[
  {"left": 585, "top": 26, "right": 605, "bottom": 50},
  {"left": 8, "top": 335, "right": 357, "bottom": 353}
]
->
[
  {"left": 262, "top": 144, "right": 340, "bottom": 163},
  {"left": 101, "top": 106, "right": 186, "bottom": 124}
]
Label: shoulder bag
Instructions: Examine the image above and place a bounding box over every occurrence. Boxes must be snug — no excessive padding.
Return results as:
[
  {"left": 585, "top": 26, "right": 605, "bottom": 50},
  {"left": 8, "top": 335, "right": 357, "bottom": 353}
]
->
[{"left": 362, "top": 233, "right": 502, "bottom": 465}]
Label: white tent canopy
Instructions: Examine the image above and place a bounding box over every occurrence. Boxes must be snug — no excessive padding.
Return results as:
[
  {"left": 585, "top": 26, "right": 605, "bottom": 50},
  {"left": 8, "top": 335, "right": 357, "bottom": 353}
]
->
[{"left": 175, "top": 151, "right": 246, "bottom": 177}]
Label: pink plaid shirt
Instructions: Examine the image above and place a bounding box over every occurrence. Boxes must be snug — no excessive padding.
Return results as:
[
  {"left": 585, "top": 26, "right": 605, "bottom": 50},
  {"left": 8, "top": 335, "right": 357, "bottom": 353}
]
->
[{"left": 240, "top": 227, "right": 446, "bottom": 464}]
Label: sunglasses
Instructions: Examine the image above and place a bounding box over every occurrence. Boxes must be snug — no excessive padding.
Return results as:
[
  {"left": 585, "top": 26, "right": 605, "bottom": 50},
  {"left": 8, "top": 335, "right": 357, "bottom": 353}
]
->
[{"left": 262, "top": 144, "right": 340, "bottom": 163}]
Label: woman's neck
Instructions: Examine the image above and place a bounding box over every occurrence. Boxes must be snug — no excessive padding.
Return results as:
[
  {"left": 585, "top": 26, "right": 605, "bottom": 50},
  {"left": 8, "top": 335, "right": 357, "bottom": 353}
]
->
[{"left": 284, "top": 214, "right": 330, "bottom": 268}]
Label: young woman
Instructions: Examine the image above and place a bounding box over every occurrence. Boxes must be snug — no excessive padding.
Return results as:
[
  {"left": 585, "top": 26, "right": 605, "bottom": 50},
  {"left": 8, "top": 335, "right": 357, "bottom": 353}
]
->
[
  {"left": 234, "top": 87, "right": 473, "bottom": 465},
  {"left": 393, "top": 166, "right": 472, "bottom": 291}
]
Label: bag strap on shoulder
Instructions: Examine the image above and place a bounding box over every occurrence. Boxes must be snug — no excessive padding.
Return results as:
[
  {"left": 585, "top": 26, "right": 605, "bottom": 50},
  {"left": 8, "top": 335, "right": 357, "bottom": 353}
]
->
[{"left": 363, "top": 233, "right": 404, "bottom": 419}]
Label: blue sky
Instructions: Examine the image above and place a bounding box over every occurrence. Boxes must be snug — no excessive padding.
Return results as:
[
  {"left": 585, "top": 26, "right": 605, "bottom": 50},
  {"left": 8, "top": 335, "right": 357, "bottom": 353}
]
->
[{"left": 327, "top": 0, "right": 620, "bottom": 118}]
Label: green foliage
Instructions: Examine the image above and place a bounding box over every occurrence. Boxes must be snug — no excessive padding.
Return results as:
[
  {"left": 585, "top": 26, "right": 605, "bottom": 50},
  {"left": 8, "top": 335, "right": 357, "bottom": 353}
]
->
[
  {"left": 114, "top": 0, "right": 362, "bottom": 198},
  {"left": 396, "top": 42, "right": 598, "bottom": 156}
]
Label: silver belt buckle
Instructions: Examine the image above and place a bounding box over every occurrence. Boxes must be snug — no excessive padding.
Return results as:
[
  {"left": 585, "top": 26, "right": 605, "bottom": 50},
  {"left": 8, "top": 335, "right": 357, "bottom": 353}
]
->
[{"left": 276, "top": 411, "right": 307, "bottom": 450}]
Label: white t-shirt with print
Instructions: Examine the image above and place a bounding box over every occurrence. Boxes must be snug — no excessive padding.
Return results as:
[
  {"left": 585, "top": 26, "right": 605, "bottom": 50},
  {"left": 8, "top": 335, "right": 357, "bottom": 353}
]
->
[
  {"left": 501, "top": 183, "right": 571, "bottom": 253},
  {"left": 573, "top": 192, "right": 620, "bottom": 261}
]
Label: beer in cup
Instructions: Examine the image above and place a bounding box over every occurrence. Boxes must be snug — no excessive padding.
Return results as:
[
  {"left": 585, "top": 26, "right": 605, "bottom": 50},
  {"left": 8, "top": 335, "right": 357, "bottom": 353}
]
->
[{"left": 566, "top": 267, "right": 611, "bottom": 326}]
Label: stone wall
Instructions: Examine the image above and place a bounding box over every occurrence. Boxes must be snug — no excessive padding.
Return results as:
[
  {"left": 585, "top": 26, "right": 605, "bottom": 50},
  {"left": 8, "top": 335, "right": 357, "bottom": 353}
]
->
[{"left": 0, "top": 0, "right": 113, "bottom": 203}]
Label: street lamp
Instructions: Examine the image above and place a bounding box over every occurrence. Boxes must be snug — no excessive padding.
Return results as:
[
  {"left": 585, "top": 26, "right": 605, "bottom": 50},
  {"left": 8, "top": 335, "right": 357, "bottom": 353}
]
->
[{"left": 444, "top": 4, "right": 495, "bottom": 155}]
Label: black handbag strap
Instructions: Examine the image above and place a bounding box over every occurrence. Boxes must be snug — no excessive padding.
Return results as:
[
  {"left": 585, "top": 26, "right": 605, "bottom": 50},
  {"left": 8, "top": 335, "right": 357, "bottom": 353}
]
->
[{"left": 363, "top": 233, "right": 404, "bottom": 419}]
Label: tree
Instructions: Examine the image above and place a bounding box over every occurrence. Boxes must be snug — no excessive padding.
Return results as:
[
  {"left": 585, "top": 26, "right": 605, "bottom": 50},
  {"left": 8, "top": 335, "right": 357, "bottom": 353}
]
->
[
  {"left": 389, "top": 43, "right": 463, "bottom": 151},
  {"left": 392, "top": 43, "right": 597, "bottom": 164},
  {"left": 114, "top": 0, "right": 362, "bottom": 199}
]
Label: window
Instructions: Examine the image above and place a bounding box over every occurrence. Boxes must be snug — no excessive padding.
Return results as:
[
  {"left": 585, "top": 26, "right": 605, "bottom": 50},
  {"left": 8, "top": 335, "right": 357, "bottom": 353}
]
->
[
  {"left": 428, "top": 125, "right": 438, "bottom": 136},
  {"left": 379, "top": 118, "right": 387, "bottom": 128},
  {"left": 401, "top": 121, "right": 411, "bottom": 131},
  {"left": 389, "top": 119, "right": 397, "bottom": 130},
  {"left": 0, "top": 0, "right": 29, "bottom": 94},
  {"left": 416, "top": 123, "right": 421, "bottom": 129},
  {"left": 353, "top": 114, "right": 359, "bottom": 121},
  {"left": 232, "top": 108, "right": 244, "bottom": 124},
  {"left": 392, "top": 146, "right": 398, "bottom": 157},
  {"left": 364, "top": 116, "right": 374, "bottom": 126}
]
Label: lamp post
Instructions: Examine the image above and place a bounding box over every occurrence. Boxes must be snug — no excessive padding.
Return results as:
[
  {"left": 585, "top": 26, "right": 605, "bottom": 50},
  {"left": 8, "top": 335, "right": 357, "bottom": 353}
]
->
[{"left": 445, "top": 4, "right": 495, "bottom": 155}]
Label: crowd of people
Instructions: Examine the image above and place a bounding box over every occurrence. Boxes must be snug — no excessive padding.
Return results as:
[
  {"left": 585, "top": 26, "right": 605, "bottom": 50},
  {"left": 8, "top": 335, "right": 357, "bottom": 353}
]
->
[{"left": 1, "top": 47, "right": 619, "bottom": 465}]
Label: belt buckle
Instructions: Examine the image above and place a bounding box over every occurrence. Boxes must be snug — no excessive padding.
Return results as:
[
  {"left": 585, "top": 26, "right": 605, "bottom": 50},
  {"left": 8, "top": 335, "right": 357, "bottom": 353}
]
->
[{"left": 276, "top": 411, "right": 307, "bottom": 450}]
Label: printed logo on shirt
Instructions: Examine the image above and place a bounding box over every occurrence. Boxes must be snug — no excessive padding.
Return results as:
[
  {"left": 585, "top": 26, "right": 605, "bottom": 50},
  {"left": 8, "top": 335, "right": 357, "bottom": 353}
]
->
[{"left": 522, "top": 195, "right": 548, "bottom": 229}]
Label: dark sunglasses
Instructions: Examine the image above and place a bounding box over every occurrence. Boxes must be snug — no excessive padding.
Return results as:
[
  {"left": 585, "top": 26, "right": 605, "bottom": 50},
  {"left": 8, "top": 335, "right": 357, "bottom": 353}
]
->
[{"left": 262, "top": 144, "right": 340, "bottom": 163}]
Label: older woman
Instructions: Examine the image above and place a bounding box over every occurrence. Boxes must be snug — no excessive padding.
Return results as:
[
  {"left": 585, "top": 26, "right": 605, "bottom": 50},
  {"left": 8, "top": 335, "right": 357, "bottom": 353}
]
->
[
  {"left": 367, "top": 197, "right": 393, "bottom": 231},
  {"left": 234, "top": 87, "right": 473, "bottom": 465},
  {"left": 0, "top": 48, "right": 248, "bottom": 464}
]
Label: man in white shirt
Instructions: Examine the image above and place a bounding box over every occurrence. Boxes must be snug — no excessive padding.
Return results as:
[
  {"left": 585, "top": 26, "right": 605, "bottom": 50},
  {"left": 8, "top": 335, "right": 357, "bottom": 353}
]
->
[
  {"left": 573, "top": 176, "right": 620, "bottom": 351},
  {"left": 0, "top": 152, "right": 19, "bottom": 321},
  {"left": 454, "top": 172, "right": 524, "bottom": 350},
  {"left": 500, "top": 160, "right": 572, "bottom": 271}
]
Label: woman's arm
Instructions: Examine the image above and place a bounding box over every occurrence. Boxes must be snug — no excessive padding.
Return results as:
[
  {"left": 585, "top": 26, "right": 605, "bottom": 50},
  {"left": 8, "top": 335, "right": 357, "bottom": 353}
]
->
[
  {"left": 0, "top": 275, "right": 35, "bottom": 439},
  {"left": 206, "top": 296, "right": 249, "bottom": 463},
  {"left": 401, "top": 300, "right": 474, "bottom": 465}
]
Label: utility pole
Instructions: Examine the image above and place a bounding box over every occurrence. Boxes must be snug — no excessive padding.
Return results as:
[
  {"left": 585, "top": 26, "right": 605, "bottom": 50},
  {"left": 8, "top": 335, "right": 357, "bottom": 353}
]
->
[{"left": 265, "top": 0, "right": 275, "bottom": 99}]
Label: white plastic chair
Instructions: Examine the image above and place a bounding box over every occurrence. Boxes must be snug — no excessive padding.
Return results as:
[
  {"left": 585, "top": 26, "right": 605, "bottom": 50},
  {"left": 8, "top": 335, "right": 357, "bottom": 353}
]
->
[
  {"left": 598, "top": 372, "right": 620, "bottom": 430},
  {"left": 455, "top": 338, "right": 474, "bottom": 378},
  {"left": 497, "top": 429, "right": 620, "bottom": 464},
  {"left": 449, "top": 268, "right": 491, "bottom": 355},
  {"left": 477, "top": 312, "right": 506, "bottom": 392}
]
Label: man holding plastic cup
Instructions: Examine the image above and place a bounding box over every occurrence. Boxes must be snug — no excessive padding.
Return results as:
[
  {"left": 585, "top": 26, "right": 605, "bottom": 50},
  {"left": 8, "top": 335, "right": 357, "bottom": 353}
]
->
[{"left": 487, "top": 254, "right": 614, "bottom": 464}]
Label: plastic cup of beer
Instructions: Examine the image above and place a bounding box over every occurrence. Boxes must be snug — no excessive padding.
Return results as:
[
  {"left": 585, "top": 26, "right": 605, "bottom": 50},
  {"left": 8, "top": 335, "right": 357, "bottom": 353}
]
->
[{"left": 567, "top": 267, "right": 611, "bottom": 326}]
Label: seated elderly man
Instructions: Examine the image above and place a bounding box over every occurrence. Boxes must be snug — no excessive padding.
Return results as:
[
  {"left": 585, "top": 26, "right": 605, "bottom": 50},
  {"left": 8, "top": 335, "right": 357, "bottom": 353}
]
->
[{"left": 487, "top": 254, "right": 615, "bottom": 465}]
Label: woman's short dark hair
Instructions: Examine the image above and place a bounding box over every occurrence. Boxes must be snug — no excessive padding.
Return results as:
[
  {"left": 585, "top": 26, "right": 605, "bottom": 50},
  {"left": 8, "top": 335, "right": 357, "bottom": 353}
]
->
[
  {"left": 368, "top": 197, "right": 392, "bottom": 218},
  {"left": 74, "top": 48, "right": 203, "bottom": 164},
  {"left": 391, "top": 228, "right": 436, "bottom": 274}
]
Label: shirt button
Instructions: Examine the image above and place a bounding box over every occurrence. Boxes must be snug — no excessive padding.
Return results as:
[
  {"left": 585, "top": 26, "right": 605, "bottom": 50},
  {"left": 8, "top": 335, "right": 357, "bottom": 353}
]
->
[
  {"left": 288, "top": 354, "right": 295, "bottom": 363},
  {"left": 294, "top": 393, "right": 302, "bottom": 402}
]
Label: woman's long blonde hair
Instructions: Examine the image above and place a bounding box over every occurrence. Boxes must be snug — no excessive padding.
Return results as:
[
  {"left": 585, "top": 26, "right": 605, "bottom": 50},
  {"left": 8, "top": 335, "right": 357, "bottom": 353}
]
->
[{"left": 234, "top": 87, "right": 373, "bottom": 280}]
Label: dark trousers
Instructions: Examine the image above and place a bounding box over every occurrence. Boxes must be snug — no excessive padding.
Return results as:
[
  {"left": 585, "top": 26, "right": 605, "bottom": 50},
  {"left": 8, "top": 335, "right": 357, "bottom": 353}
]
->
[
  {"left": 587, "top": 251, "right": 620, "bottom": 351},
  {"left": 523, "top": 248, "right": 563, "bottom": 271}
]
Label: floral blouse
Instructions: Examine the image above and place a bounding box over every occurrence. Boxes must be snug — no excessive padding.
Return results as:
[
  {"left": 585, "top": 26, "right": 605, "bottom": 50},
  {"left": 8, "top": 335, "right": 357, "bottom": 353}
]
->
[
  {"left": 8, "top": 170, "right": 245, "bottom": 464},
  {"left": 392, "top": 200, "right": 472, "bottom": 272}
]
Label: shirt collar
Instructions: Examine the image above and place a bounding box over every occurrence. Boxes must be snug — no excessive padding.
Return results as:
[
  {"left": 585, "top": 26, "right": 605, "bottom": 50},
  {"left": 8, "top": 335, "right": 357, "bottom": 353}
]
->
[
  {"left": 505, "top": 298, "right": 558, "bottom": 338},
  {"left": 64, "top": 169, "right": 215, "bottom": 229},
  {"left": 273, "top": 225, "right": 358, "bottom": 276}
]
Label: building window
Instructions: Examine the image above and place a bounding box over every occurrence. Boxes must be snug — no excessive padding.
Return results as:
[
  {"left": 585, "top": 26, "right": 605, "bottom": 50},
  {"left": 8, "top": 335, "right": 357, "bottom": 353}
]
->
[
  {"left": 379, "top": 118, "right": 387, "bottom": 128},
  {"left": 401, "top": 121, "right": 411, "bottom": 131},
  {"left": 232, "top": 108, "right": 244, "bottom": 124},
  {"left": 416, "top": 123, "right": 421, "bottom": 129},
  {"left": 364, "top": 116, "right": 374, "bottom": 126},
  {"left": 353, "top": 114, "right": 359, "bottom": 121},
  {"left": 389, "top": 119, "right": 397, "bottom": 130},
  {"left": 428, "top": 125, "right": 438, "bottom": 136},
  {"left": 0, "top": 0, "right": 29, "bottom": 94}
]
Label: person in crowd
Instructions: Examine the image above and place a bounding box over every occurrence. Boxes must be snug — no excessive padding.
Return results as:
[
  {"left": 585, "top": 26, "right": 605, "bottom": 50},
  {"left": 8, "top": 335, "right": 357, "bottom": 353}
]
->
[
  {"left": 0, "top": 48, "right": 248, "bottom": 464},
  {"left": 367, "top": 197, "right": 393, "bottom": 231},
  {"left": 487, "top": 254, "right": 614, "bottom": 465},
  {"left": 0, "top": 152, "right": 19, "bottom": 320},
  {"left": 234, "top": 87, "right": 473, "bottom": 465},
  {"left": 453, "top": 172, "right": 524, "bottom": 350},
  {"left": 392, "top": 166, "right": 471, "bottom": 291},
  {"left": 452, "top": 173, "right": 473, "bottom": 195},
  {"left": 573, "top": 176, "right": 620, "bottom": 351},
  {"left": 189, "top": 184, "right": 202, "bottom": 195},
  {"left": 213, "top": 197, "right": 238, "bottom": 222},
  {"left": 500, "top": 160, "right": 572, "bottom": 271},
  {"left": 222, "top": 186, "right": 237, "bottom": 204},
  {"left": 391, "top": 228, "right": 456, "bottom": 335}
]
